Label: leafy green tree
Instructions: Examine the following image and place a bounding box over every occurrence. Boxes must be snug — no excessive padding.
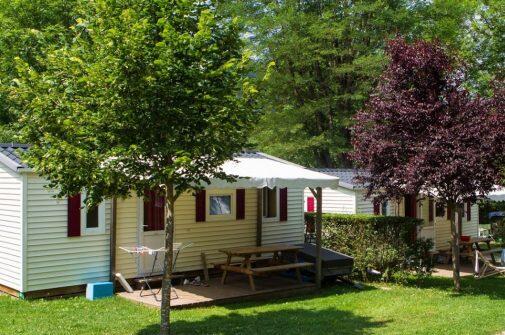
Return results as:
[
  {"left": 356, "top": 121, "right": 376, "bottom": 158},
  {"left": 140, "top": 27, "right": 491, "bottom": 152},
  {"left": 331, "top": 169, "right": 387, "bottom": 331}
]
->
[
  {"left": 0, "top": 0, "right": 79, "bottom": 141},
  {"left": 12, "top": 1, "right": 255, "bottom": 334},
  {"left": 219, "top": 0, "right": 479, "bottom": 168},
  {"left": 409, "top": 0, "right": 478, "bottom": 49},
  {"left": 464, "top": 0, "right": 504, "bottom": 93}
]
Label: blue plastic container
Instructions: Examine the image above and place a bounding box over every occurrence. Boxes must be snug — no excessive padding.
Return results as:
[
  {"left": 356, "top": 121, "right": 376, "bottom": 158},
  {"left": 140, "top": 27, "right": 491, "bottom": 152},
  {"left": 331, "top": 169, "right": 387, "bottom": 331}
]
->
[{"left": 86, "top": 282, "right": 114, "bottom": 301}]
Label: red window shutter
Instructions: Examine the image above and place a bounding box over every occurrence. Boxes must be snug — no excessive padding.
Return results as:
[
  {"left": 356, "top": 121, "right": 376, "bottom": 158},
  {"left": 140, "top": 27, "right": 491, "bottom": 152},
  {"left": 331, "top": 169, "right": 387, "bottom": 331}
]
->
[
  {"left": 195, "top": 189, "right": 206, "bottom": 222},
  {"left": 67, "top": 193, "right": 81, "bottom": 237},
  {"left": 466, "top": 202, "right": 471, "bottom": 222},
  {"left": 279, "top": 187, "right": 288, "bottom": 221},
  {"left": 373, "top": 200, "right": 380, "bottom": 215},
  {"left": 236, "top": 189, "right": 245, "bottom": 220},
  {"left": 410, "top": 195, "right": 417, "bottom": 218},
  {"left": 429, "top": 198, "right": 434, "bottom": 222},
  {"left": 307, "top": 197, "right": 315, "bottom": 212}
]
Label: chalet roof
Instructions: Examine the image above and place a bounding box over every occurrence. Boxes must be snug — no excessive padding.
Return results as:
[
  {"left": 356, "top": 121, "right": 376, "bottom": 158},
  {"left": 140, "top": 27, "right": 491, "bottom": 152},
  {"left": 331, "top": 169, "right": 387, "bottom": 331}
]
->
[
  {"left": 209, "top": 152, "right": 339, "bottom": 189},
  {"left": 0, "top": 143, "right": 29, "bottom": 171},
  {"left": 0, "top": 145, "right": 339, "bottom": 189},
  {"left": 310, "top": 168, "right": 367, "bottom": 190}
]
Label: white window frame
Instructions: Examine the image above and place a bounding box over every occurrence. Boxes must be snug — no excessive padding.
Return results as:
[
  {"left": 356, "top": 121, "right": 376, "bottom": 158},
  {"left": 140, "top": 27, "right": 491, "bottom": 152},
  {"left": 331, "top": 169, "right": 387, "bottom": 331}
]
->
[
  {"left": 80, "top": 192, "right": 106, "bottom": 235},
  {"left": 206, "top": 189, "right": 235, "bottom": 222},
  {"left": 262, "top": 187, "right": 280, "bottom": 223}
]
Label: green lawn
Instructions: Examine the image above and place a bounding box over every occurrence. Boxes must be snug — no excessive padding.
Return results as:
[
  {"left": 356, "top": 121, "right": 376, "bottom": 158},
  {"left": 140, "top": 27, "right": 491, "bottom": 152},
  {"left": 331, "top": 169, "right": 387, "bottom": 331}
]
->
[{"left": 1, "top": 276, "right": 504, "bottom": 335}]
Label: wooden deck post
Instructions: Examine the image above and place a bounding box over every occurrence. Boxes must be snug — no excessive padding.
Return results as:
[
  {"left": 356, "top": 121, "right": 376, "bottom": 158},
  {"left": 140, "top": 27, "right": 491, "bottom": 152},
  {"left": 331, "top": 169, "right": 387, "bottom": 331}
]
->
[
  {"left": 256, "top": 188, "right": 263, "bottom": 247},
  {"left": 309, "top": 186, "right": 323, "bottom": 289},
  {"left": 110, "top": 197, "right": 117, "bottom": 285},
  {"left": 315, "top": 187, "right": 322, "bottom": 289}
]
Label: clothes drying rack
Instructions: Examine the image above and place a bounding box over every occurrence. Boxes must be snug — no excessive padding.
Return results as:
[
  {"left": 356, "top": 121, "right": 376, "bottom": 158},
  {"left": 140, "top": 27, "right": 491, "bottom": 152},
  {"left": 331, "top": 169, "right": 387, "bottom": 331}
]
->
[{"left": 119, "top": 242, "right": 193, "bottom": 301}]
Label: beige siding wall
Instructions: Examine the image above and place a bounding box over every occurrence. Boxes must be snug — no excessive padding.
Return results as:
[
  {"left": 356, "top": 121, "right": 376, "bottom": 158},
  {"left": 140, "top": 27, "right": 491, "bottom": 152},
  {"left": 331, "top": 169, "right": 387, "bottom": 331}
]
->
[
  {"left": 395, "top": 198, "right": 480, "bottom": 250},
  {"left": 356, "top": 191, "right": 396, "bottom": 216},
  {"left": 355, "top": 190, "right": 374, "bottom": 214},
  {"left": 434, "top": 203, "right": 479, "bottom": 250},
  {"left": 173, "top": 189, "right": 257, "bottom": 272},
  {"left": 25, "top": 174, "right": 111, "bottom": 292},
  {"left": 263, "top": 188, "right": 304, "bottom": 245},
  {"left": 462, "top": 204, "right": 479, "bottom": 237},
  {"left": 390, "top": 198, "right": 405, "bottom": 217},
  {"left": 115, "top": 196, "right": 138, "bottom": 278},
  {"left": 434, "top": 217, "right": 451, "bottom": 250},
  {"left": 304, "top": 187, "right": 355, "bottom": 214},
  {"left": 416, "top": 198, "right": 435, "bottom": 249},
  {"left": 116, "top": 189, "right": 258, "bottom": 276},
  {"left": 0, "top": 163, "right": 23, "bottom": 291},
  {"left": 116, "top": 187, "right": 306, "bottom": 276}
]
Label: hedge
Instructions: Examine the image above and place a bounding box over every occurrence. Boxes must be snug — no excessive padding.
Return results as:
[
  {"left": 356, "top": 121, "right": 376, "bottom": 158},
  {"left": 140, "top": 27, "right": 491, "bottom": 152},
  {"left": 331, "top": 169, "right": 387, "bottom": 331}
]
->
[{"left": 305, "top": 213, "right": 426, "bottom": 281}]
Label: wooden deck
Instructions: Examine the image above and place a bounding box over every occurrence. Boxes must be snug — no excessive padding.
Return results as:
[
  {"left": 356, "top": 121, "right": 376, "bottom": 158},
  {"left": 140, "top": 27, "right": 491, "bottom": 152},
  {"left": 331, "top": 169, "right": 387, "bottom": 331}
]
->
[
  {"left": 118, "top": 273, "right": 316, "bottom": 309},
  {"left": 433, "top": 264, "right": 475, "bottom": 278}
]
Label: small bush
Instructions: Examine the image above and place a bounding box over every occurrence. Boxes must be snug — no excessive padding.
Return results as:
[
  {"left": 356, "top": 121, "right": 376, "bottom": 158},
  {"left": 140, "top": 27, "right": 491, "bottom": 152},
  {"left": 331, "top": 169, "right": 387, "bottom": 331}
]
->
[
  {"left": 405, "top": 238, "right": 435, "bottom": 278},
  {"left": 305, "top": 213, "right": 426, "bottom": 281},
  {"left": 493, "top": 219, "right": 505, "bottom": 246}
]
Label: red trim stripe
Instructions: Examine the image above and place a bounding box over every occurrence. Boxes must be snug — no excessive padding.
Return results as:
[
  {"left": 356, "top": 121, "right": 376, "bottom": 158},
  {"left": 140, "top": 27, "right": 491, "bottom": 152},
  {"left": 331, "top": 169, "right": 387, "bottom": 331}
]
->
[
  {"left": 279, "top": 188, "right": 288, "bottom": 221},
  {"left": 236, "top": 189, "right": 245, "bottom": 220},
  {"left": 67, "top": 194, "right": 81, "bottom": 237},
  {"left": 195, "top": 190, "right": 206, "bottom": 222}
]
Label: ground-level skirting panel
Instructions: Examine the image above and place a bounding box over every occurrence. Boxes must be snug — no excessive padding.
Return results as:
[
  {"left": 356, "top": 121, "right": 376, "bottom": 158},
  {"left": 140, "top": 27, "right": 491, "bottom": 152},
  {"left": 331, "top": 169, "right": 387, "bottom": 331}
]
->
[{"left": 0, "top": 283, "right": 20, "bottom": 298}]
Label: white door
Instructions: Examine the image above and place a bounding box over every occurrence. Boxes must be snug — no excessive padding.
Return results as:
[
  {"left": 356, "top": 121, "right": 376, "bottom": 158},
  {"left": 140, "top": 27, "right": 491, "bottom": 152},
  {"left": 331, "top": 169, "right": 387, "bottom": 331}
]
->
[{"left": 138, "top": 197, "right": 166, "bottom": 276}]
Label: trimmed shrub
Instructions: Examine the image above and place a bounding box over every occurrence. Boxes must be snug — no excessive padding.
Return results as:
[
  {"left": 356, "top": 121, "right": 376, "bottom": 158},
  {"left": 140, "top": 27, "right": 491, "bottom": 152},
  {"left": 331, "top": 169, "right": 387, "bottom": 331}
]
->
[{"left": 305, "top": 213, "right": 426, "bottom": 281}]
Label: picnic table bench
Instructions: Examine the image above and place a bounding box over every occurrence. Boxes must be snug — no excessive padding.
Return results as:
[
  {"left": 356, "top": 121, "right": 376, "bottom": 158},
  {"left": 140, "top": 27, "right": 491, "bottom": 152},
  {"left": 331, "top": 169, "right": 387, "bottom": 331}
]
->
[
  {"left": 439, "top": 237, "right": 498, "bottom": 265},
  {"left": 218, "top": 244, "right": 313, "bottom": 291}
]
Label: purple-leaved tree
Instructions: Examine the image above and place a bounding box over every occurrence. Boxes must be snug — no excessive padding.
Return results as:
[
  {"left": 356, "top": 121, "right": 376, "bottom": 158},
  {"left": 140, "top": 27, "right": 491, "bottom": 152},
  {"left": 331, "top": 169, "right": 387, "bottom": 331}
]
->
[{"left": 351, "top": 37, "right": 505, "bottom": 291}]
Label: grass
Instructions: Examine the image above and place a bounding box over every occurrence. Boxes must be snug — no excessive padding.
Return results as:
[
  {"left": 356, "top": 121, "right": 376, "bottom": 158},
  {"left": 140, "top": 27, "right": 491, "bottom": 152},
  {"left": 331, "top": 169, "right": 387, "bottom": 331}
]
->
[{"left": 1, "top": 276, "right": 504, "bottom": 335}]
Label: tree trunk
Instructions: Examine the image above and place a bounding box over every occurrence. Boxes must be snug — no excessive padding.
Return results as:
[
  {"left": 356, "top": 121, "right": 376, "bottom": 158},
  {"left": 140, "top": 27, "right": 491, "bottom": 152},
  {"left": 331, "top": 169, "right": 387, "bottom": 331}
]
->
[
  {"left": 160, "top": 184, "right": 175, "bottom": 335},
  {"left": 449, "top": 202, "right": 461, "bottom": 291}
]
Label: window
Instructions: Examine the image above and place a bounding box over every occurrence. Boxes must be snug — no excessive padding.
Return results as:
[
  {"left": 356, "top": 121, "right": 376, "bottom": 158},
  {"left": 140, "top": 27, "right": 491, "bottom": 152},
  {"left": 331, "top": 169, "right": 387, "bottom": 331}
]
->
[
  {"left": 144, "top": 190, "right": 165, "bottom": 231},
  {"left": 404, "top": 195, "right": 417, "bottom": 218},
  {"left": 263, "top": 187, "right": 277, "bottom": 218},
  {"left": 210, "top": 195, "right": 232, "bottom": 215},
  {"left": 86, "top": 206, "right": 99, "bottom": 228},
  {"left": 205, "top": 190, "right": 235, "bottom": 221},
  {"left": 435, "top": 202, "right": 445, "bottom": 218},
  {"left": 80, "top": 193, "right": 106, "bottom": 235},
  {"left": 381, "top": 202, "right": 388, "bottom": 216}
]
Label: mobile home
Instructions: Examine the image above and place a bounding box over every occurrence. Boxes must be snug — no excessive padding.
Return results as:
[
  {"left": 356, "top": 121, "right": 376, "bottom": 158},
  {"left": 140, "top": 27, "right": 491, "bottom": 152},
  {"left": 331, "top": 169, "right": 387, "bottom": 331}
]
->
[{"left": 0, "top": 144, "right": 338, "bottom": 298}]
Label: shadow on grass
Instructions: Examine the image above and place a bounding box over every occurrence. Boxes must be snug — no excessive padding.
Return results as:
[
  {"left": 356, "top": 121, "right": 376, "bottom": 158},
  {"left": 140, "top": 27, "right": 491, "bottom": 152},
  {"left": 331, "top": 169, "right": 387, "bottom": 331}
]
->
[
  {"left": 137, "top": 307, "right": 388, "bottom": 335},
  {"left": 403, "top": 275, "right": 505, "bottom": 299},
  {"left": 215, "top": 282, "right": 377, "bottom": 312}
]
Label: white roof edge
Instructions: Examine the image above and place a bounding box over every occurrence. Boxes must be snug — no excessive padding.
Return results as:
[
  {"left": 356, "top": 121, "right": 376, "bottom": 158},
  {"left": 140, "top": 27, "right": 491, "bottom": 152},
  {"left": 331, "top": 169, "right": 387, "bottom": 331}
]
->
[
  {"left": 0, "top": 151, "right": 23, "bottom": 173},
  {"left": 256, "top": 152, "right": 308, "bottom": 169},
  {"left": 205, "top": 152, "right": 339, "bottom": 189},
  {"left": 337, "top": 181, "right": 358, "bottom": 190}
]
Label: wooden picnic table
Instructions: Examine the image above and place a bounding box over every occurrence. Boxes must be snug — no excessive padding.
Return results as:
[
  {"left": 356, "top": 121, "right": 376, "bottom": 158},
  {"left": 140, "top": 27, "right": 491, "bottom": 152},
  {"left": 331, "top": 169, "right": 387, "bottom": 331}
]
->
[
  {"left": 218, "top": 244, "right": 313, "bottom": 291},
  {"left": 459, "top": 237, "right": 496, "bottom": 264}
]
